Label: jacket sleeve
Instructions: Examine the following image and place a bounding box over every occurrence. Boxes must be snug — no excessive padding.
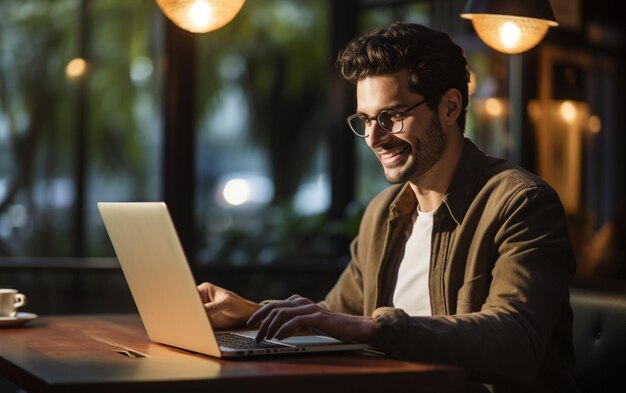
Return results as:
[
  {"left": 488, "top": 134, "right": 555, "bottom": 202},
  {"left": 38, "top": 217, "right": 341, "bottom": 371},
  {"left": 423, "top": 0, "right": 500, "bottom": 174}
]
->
[
  {"left": 318, "top": 237, "right": 365, "bottom": 315},
  {"left": 318, "top": 184, "right": 405, "bottom": 316},
  {"left": 370, "top": 184, "right": 576, "bottom": 387}
]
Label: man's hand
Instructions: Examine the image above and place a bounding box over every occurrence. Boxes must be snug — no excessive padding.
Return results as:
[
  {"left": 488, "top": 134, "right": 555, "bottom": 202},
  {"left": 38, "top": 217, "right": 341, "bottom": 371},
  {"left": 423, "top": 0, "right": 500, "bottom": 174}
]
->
[
  {"left": 247, "top": 294, "right": 380, "bottom": 343},
  {"left": 197, "top": 282, "right": 261, "bottom": 330}
]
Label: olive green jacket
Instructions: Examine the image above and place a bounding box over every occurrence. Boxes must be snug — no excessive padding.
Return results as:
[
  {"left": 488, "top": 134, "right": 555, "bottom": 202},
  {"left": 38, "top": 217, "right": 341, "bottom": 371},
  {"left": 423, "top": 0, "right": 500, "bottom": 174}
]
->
[{"left": 321, "top": 139, "right": 579, "bottom": 392}]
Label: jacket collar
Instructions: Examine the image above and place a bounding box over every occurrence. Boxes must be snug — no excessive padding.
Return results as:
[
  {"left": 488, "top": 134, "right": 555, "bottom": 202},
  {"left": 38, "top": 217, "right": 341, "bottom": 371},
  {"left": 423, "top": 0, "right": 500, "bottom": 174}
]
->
[
  {"left": 388, "top": 183, "right": 417, "bottom": 221},
  {"left": 387, "top": 138, "right": 488, "bottom": 225},
  {"left": 441, "top": 138, "right": 488, "bottom": 225},
  {"left": 389, "top": 138, "right": 487, "bottom": 225}
]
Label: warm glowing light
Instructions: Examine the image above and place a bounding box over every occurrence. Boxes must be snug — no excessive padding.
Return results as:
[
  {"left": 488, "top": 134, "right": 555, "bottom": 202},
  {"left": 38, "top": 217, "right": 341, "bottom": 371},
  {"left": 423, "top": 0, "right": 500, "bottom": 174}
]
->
[
  {"left": 499, "top": 22, "right": 521, "bottom": 51},
  {"left": 188, "top": 1, "right": 213, "bottom": 31},
  {"left": 527, "top": 101, "right": 541, "bottom": 121},
  {"left": 485, "top": 97, "right": 504, "bottom": 117},
  {"left": 156, "top": 0, "right": 245, "bottom": 34},
  {"left": 588, "top": 115, "right": 601, "bottom": 134},
  {"left": 223, "top": 178, "right": 250, "bottom": 206},
  {"left": 559, "top": 101, "right": 577, "bottom": 123},
  {"left": 461, "top": 14, "right": 557, "bottom": 54},
  {"left": 65, "top": 58, "right": 87, "bottom": 79}
]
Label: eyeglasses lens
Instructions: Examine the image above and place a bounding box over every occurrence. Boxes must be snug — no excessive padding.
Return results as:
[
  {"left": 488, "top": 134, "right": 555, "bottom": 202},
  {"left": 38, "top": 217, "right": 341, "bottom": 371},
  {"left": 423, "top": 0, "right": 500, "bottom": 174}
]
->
[
  {"left": 348, "top": 111, "right": 404, "bottom": 136},
  {"left": 349, "top": 117, "right": 367, "bottom": 136},
  {"left": 379, "top": 111, "right": 401, "bottom": 132}
]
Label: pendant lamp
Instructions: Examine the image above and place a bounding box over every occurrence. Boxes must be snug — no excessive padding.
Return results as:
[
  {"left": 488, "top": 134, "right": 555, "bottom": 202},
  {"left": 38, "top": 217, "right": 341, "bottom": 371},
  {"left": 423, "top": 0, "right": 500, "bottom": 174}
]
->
[
  {"left": 156, "top": 0, "right": 246, "bottom": 33},
  {"left": 461, "top": 0, "right": 558, "bottom": 54}
]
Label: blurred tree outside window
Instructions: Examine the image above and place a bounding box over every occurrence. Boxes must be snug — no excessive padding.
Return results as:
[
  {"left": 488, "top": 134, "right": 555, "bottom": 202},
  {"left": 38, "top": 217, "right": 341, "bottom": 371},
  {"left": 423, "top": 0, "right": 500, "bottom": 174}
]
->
[
  {"left": 0, "top": 0, "right": 162, "bottom": 258},
  {"left": 194, "top": 0, "right": 352, "bottom": 267}
]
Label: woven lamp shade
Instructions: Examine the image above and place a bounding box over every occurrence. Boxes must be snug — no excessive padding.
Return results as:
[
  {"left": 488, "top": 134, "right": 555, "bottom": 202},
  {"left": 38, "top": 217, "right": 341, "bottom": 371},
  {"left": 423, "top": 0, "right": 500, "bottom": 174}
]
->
[
  {"left": 156, "top": 0, "right": 245, "bottom": 33},
  {"left": 461, "top": 0, "right": 558, "bottom": 54}
]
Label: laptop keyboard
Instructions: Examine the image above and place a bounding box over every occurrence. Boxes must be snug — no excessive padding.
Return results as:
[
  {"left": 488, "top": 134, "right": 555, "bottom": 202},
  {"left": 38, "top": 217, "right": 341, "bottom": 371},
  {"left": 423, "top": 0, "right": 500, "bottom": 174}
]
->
[{"left": 216, "top": 332, "right": 288, "bottom": 349}]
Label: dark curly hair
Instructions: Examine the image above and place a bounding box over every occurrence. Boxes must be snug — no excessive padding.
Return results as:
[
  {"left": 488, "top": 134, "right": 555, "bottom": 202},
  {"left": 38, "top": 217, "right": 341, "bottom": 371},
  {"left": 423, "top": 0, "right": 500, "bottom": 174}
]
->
[{"left": 336, "top": 22, "right": 470, "bottom": 132}]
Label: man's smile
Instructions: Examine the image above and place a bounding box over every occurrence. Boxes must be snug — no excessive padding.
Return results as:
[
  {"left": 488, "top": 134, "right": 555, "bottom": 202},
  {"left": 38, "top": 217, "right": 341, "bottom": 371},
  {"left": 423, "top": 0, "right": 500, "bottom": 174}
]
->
[{"left": 376, "top": 143, "right": 410, "bottom": 167}]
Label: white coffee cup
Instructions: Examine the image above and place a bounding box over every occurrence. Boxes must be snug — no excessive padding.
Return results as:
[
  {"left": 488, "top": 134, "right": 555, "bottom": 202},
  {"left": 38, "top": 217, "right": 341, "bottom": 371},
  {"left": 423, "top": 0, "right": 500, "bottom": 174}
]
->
[{"left": 0, "top": 289, "right": 27, "bottom": 317}]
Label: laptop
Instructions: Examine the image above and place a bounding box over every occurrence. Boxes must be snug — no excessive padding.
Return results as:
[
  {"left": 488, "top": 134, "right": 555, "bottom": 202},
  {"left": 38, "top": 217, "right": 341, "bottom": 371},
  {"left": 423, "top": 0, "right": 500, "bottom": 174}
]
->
[{"left": 97, "top": 202, "right": 371, "bottom": 358}]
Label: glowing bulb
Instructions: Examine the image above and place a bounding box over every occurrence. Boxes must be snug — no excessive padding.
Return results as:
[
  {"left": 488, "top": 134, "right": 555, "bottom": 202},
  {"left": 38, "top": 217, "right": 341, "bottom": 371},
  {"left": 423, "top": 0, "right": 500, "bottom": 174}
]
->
[
  {"left": 156, "top": 0, "right": 245, "bottom": 34},
  {"left": 223, "top": 178, "right": 250, "bottom": 206},
  {"left": 559, "top": 101, "right": 577, "bottom": 124},
  {"left": 461, "top": 14, "right": 557, "bottom": 54},
  {"left": 188, "top": 1, "right": 213, "bottom": 31},
  {"left": 65, "top": 58, "right": 87, "bottom": 79},
  {"left": 500, "top": 22, "right": 521, "bottom": 51}
]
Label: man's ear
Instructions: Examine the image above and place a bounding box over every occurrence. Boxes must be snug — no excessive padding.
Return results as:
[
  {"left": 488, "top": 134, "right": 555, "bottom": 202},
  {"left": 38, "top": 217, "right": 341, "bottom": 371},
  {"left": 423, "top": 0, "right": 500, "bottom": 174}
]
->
[{"left": 439, "top": 88, "right": 462, "bottom": 127}]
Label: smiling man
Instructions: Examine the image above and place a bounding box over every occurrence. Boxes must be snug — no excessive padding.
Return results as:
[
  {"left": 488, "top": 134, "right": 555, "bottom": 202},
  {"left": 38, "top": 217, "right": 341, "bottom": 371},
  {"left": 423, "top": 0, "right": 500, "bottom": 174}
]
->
[{"left": 198, "top": 23, "right": 579, "bottom": 392}]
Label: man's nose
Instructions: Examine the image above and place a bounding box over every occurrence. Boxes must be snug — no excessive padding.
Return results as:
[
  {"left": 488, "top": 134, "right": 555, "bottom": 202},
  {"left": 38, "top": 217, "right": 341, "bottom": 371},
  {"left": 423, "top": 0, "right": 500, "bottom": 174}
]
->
[{"left": 367, "top": 121, "right": 389, "bottom": 147}]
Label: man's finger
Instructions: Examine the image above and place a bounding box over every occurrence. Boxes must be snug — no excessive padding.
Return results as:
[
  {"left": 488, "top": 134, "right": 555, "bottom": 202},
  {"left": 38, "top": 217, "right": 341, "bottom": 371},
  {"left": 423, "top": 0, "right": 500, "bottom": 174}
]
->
[
  {"left": 203, "top": 300, "right": 227, "bottom": 314},
  {"left": 265, "top": 304, "right": 318, "bottom": 339},
  {"left": 197, "top": 282, "right": 219, "bottom": 303},
  {"left": 247, "top": 302, "right": 276, "bottom": 327},
  {"left": 274, "top": 313, "right": 323, "bottom": 340},
  {"left": 262, "top": 308, "right": 291, "bottom": 340},
  {"left": 254, "top": 306, "right": 285, "bottom": 342},
  {"left": 256, "top": 304, "right": 316, "bottom": 341}
]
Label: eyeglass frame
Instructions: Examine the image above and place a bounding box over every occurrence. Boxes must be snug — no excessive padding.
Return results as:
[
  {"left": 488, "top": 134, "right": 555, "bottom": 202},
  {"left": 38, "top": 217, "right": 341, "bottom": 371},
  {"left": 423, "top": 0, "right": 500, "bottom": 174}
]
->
[{"left": 346, "top": 96, "right": 432, "bottom": 138}]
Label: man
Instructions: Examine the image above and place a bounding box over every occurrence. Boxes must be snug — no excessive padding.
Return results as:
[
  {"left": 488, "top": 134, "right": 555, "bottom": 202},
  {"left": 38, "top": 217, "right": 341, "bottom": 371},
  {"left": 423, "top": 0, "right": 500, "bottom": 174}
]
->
[{"left": 198, "top": 22, "right": 579, "bottom": 392}]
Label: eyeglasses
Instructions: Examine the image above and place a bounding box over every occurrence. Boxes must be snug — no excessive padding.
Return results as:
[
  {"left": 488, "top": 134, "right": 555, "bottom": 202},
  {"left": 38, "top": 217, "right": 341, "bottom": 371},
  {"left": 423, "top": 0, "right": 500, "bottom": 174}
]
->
[{"left": 346, "top": 98, "right": 430, "bottom": 138}]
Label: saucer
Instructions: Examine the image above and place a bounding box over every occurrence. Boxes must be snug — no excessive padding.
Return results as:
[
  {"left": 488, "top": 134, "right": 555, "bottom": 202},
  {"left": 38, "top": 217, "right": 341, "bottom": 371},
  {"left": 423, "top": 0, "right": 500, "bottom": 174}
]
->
[{"left": 0, "top": 312, "right": 38, "bottom": 328}]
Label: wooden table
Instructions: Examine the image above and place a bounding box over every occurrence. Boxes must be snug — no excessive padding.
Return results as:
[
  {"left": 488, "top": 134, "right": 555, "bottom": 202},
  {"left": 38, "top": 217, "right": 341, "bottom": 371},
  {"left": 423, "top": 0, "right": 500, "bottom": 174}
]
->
[{"left": 0, "top": 314, "right": 465, "bottom": 393}]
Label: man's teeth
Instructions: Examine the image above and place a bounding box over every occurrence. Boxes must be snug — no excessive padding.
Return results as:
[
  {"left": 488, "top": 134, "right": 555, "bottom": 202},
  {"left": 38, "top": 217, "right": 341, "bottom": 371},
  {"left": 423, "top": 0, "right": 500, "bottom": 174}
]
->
[{"left": 381, "top": 146, "right": 405, "bottom": 156}]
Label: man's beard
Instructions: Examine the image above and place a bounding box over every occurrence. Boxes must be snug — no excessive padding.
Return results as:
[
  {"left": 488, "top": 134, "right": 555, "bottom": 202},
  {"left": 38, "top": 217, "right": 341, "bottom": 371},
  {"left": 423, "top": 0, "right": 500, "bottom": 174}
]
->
[{"left": 383, "top": 112, "right": 447, "bottom": 184}]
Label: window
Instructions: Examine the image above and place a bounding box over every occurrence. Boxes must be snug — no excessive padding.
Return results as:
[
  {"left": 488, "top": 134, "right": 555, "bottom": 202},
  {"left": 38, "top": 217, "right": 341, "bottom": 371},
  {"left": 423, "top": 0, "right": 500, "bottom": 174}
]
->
[
  {"left": 0, "top": 0, "right": 162, "bottom": 257},
  {"left": 193, "top": 0, "right": 339, "bottom": 266}
]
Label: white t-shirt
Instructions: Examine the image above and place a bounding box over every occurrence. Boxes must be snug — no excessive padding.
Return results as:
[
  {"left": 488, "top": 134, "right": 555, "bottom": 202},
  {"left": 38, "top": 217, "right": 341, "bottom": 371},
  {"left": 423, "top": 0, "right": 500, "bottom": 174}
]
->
[{"left": 392, "top": 208, "right": 434, "bottom": 316}]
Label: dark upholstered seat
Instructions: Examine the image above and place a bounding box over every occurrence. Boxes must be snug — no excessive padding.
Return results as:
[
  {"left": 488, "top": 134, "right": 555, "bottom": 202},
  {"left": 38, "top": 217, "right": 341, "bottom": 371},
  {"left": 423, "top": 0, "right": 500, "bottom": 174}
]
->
[{"left": 570, "top": 288, "right": 626, "bottom": 393}]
